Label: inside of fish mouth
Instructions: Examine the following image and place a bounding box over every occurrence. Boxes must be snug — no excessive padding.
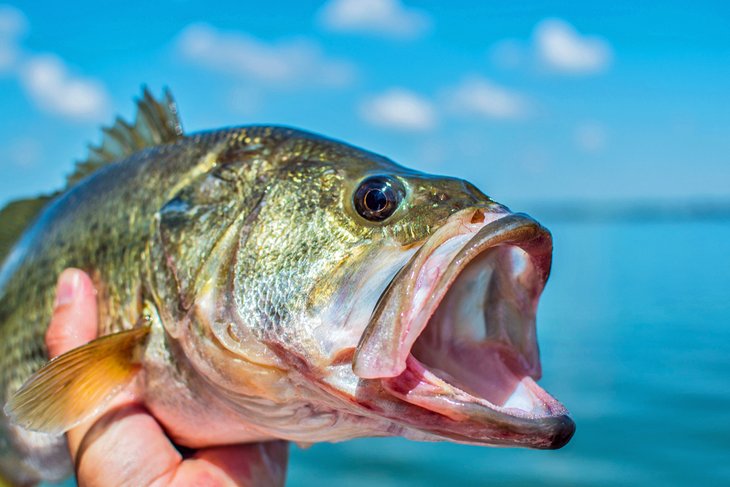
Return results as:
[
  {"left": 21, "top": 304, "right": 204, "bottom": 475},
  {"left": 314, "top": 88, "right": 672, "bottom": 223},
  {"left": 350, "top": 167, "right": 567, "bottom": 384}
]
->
[{"left": 410, "top": 243, "right": 549, "bottom": 415}]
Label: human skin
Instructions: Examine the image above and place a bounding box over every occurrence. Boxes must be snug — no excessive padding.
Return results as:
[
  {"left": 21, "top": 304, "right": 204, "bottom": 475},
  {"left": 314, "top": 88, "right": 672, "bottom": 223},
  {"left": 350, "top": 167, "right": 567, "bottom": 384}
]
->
[{"left": 46, "top": 268, "right": 288, "bottom": 487}]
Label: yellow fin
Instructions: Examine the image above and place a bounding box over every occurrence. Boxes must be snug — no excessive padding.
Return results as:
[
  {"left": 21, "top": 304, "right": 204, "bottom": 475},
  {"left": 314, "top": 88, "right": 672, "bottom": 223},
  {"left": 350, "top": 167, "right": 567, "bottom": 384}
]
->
[{"left": 3, "top": 326, "right": 150, "bottom": 435}]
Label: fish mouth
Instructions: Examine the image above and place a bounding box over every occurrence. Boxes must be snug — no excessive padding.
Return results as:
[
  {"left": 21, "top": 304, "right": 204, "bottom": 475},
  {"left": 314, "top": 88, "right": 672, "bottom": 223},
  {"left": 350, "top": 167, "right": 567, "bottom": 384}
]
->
[{"left": 353, "top": 208, "right": 575, "bottom": 449}]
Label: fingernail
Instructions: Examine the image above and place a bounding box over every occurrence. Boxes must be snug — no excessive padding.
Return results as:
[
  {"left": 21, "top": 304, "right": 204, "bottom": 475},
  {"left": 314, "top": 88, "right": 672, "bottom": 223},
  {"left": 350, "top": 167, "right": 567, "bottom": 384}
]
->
[{"left": 54, "top": 271, "right": 81, "bottom": 308}]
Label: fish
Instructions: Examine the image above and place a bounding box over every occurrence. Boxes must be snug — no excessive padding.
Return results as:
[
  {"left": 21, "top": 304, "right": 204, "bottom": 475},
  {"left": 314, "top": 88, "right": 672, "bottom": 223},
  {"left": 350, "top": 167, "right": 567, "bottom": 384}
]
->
[{"left": 0, "top": 89, "right": 575, "bottom": 485}]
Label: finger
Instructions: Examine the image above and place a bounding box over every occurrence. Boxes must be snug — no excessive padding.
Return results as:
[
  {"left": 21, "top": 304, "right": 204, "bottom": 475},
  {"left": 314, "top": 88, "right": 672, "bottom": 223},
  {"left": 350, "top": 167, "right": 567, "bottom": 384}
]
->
[
  {"left": 74, "top": 413, "right": 289, "bottom": 487},
  {"left": 44, "top": 269, "right": 141, "bottom": 464},
  {"left": 45, "top": 268, "right": 107, "bottom": 458},
  {"left": 46, "top": 270, "right": 289, "bottom": 486},
  {"left": 46, "top": 268, "right": 98, "bottom": 359},
  {"left": 173, "top": 441, "right": 289, "bottom": 487},
  {"left": 73, "top": 405, "right": 183, "bottom": 487},
  {"left": 73, "top": 410, "right": 289, "bottom": 487}
]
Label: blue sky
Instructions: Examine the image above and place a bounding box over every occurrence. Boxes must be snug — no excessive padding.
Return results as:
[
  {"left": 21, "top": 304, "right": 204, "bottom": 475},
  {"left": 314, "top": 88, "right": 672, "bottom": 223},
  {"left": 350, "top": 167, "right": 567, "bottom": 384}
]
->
[{"left": 0, "top": 0, "right": 728, "bottom": 207}]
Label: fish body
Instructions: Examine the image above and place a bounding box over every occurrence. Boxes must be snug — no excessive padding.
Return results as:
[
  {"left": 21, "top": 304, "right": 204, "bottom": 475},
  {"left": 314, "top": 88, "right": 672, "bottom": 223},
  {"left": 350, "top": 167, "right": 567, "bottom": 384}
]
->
[{"left": 0, "top": 91, "right": 574, "bottom": 485}]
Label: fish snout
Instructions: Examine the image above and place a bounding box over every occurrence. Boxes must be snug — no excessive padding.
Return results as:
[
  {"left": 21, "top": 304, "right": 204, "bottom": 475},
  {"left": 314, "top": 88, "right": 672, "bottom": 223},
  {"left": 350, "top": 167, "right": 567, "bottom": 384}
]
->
[{"left": 351, "top": 207, "right": 574, "bottom": 449}]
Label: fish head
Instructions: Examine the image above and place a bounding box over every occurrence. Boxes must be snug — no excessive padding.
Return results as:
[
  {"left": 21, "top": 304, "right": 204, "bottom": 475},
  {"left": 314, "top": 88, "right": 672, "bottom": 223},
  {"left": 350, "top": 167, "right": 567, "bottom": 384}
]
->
[{"left": 192, "top": 129, "right": 573, "bottom": 449}]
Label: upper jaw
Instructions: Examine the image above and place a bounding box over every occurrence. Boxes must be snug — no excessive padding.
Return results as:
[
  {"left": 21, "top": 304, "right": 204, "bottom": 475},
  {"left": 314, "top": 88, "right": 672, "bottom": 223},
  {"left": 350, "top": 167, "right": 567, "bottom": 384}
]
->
[
  {"left": 352, "top": 207, "right": 574, "bottom": 448},
  {"left": 353, "top": 207, "right": 551, "bottom": 379}
]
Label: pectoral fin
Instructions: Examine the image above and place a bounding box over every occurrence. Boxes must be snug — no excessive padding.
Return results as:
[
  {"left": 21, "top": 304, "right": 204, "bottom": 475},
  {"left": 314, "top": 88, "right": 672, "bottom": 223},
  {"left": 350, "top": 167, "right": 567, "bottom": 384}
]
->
[{"left": 4, "top": 326, "right": 150, "bottom": 435}]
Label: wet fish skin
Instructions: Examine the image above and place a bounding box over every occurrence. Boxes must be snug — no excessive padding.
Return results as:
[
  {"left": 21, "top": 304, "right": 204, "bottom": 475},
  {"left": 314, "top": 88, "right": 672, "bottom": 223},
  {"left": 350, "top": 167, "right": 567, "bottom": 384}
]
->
[
  {"left": 143, "top": 129, "right": 498, "bottom": 445},
  {"left": 0, "top": 128, "right": 234, "bottom": 483},
  {"left": 0, "top": 124, "right": 495, "bottom": 483}
]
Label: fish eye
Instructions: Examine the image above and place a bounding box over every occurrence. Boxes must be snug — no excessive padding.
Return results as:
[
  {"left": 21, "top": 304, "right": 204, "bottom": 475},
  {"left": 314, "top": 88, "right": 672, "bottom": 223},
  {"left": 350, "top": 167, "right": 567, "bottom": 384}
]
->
[{"left": 353, "top": 176, "right": 404, "bottom": 222}]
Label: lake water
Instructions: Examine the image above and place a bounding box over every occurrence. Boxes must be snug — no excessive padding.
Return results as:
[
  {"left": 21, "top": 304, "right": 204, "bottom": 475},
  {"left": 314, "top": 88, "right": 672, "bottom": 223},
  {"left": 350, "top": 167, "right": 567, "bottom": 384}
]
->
[
  {"left": 51, "top": 220, "right": 730, "bottom": 486},
  {"left": 287, "top": 220, "right": 730, "bottom": 487}
]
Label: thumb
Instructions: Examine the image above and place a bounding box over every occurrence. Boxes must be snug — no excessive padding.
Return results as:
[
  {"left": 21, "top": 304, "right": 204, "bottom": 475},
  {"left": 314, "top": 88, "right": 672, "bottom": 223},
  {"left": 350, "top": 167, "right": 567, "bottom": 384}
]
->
[{"left": 46, "top": 268, "right": 98, "bottom": 359}]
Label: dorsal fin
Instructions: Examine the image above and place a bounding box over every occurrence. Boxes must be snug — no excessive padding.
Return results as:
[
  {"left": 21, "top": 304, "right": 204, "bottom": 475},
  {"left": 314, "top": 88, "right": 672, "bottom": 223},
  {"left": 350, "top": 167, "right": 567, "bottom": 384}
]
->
[
  {"left": 0, "top": 88, "right": 184, "bottom": 266},
  {"left": 67, "top": 87, "right": 184, "bottom": 185}
]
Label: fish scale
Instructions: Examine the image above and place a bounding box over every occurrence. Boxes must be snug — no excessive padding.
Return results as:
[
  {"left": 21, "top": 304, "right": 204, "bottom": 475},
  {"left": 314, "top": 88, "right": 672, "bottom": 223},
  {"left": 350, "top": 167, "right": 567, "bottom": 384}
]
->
[
  {"left": 0, "top": 89, "right": 573, "bottom": 485},
  {"left": 0, "top": 119, "right": 284, "bottom": 483}
]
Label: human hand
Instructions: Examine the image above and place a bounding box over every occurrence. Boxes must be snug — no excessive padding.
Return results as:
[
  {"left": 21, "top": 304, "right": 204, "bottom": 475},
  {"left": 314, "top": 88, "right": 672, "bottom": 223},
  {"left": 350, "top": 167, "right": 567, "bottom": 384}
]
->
[{"left": 47, "top": 269, "right": 289, "bottom": 486}]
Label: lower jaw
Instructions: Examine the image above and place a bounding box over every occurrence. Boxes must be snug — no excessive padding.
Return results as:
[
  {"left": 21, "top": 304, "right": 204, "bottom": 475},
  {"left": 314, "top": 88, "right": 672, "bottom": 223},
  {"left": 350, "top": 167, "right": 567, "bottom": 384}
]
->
[
  {"left": 411, "top": 338, "right": 545, "bottom": 411},
  {"left": 376, "top": 354, "right": 574, "bottom": 449}
]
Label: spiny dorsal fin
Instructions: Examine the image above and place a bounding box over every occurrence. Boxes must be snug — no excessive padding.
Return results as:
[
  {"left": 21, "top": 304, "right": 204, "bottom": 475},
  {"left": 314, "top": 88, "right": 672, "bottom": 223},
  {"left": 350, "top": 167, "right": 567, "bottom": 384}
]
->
[
  {"left": 3, "top": 326, "right": 150, "bottom": 434},
  {"left": 67, "top": 87, "right": 184, "bottom": 186},
  {"left": 0, "top": 88, "right": 184, "bottom": 264},
  {"left": 0, "top": 193, "right": 58, "bottom": 264}
]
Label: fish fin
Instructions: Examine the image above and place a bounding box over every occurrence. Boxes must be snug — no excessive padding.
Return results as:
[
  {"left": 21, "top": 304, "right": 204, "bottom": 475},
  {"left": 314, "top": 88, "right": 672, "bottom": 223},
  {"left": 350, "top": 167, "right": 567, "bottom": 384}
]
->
[
  {"left": 3, "top": 326, "right": 150, "bottom": 435},
  {"left": 0, "top": 89, "right": 184, "bottom": 255},
  {"left": 67, "top": 86, "right": 184, "bottom": 186},
  {"left": 0, "top": 193, "right": 58, "bottom": 265}
]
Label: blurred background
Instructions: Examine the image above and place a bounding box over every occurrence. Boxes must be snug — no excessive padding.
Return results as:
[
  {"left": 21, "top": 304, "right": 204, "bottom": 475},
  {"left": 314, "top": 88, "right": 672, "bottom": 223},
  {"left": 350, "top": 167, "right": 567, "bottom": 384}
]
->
[{"left": 1, "top": 1, "right": 728, "bottom": 485}]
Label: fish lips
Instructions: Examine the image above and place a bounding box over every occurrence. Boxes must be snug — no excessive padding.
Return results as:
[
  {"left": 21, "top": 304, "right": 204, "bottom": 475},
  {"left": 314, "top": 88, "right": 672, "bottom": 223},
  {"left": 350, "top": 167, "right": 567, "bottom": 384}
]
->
[{"left": 352, "top": 208, "right": 574, "bottom": 449}]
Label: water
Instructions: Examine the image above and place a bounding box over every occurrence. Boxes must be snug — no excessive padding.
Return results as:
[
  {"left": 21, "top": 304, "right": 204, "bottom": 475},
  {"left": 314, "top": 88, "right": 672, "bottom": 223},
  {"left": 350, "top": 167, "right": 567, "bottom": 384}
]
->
[{"left": 287, "top": 221, "right": 730, "bottom": 486}]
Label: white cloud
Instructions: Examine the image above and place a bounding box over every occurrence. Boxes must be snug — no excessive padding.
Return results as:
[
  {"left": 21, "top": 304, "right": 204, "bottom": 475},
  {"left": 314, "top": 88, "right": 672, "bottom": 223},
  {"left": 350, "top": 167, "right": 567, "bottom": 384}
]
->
[
  {"left": 19, "top": 54, "right": 109, "bottom": 121},
  {"left": 359, "top": 89, "right": 436, "bottom": 131},
  {"left": 177, "top": 23, "right": 354, "bottom": 87},
  {"left": 446, "top": 77, "right": 529, "bottom": 120},
  {"left": 318, "top": 0, "right": 431, "bottom": 39},
  {"left": 0, "top": 4, "right": 27, "bottom": 71},
  {"left": 0, "top": 6, "right": 110, "bottom": 121},
  {"left": 574, "top": 122, "right": 607, "bottom": 153},
  {"left": 534, "top": 19, "right": 612, "bottom": 74}
]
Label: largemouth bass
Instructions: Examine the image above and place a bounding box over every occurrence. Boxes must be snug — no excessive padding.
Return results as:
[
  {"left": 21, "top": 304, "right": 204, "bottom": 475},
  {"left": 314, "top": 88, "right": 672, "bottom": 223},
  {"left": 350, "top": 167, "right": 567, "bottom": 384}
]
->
[{"left": 0, "top": 89, "right": 574, "bottom": 485}]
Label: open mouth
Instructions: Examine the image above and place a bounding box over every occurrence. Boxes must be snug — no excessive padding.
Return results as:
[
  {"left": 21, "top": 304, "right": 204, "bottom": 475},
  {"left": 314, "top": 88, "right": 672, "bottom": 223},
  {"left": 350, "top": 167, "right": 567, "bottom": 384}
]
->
[
  {"left": 410, "top": 242, "right": 556, "bottom": 416},
  {"left": 353, "top": 208, "right": 575, "bottom": 449}
]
